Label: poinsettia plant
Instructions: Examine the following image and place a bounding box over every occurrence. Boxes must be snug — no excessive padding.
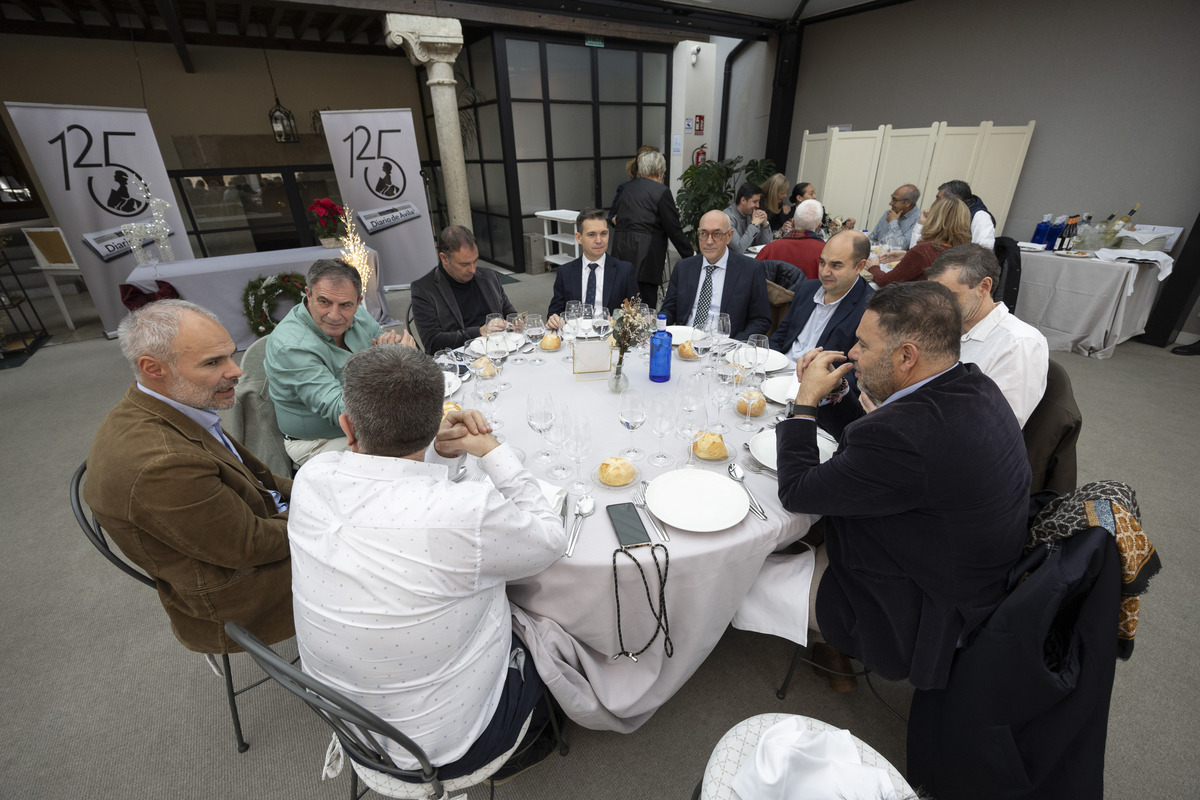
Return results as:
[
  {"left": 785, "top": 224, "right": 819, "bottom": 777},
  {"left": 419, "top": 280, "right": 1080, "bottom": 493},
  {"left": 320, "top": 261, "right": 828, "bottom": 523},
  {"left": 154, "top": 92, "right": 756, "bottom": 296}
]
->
[{"left": 307, "top": 197, "right": 344, "bottom": 237}]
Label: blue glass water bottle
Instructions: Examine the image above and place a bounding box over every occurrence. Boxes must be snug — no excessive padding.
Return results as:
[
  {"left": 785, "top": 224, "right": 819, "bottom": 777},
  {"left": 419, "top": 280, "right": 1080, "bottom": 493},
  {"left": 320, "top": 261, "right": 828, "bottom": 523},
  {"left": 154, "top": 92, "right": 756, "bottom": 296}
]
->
[{"left": 649, "top": 314, "right": 671, "bottom": 383}]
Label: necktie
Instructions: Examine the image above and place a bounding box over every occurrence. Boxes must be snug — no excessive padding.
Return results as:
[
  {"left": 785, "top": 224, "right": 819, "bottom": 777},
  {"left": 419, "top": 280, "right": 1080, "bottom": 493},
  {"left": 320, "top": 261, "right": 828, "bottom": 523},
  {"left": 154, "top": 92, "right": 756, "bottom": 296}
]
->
[
  {"left": 585, "top": 263, "right": 598, "bottom": 307},
  {"left": 694, "top": 264, "right": 717, "bottom": 328}
]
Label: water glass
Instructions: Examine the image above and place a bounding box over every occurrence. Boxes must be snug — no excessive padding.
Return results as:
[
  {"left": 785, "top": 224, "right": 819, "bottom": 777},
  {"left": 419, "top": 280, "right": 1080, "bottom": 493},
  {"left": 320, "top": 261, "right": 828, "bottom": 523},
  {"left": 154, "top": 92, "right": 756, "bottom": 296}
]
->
[
  {"left": 543, "top": 407, "right": 573, "bottom": 480},
  {"left": 710, "top": 364, "right": 739, "bottom": 434},
  {"left": 507, "top": 313, "right": 527, "bottom": 365},
  {"left": 485, "top": 331, "right": 511, "bottom": 391},
  {"left": 592, "top": 306, "right": 611, "bottom": 339},
  {"left": 738, "top": 375, "right": 763, "bottom": 432},
  {"left": 617, "top": 388, "right": 646, "bottom": 461},
  {"left": 562, "top": 415, "right": 593, "bottom": 493},
  {"left": 648, "top": 392, "right": 676, "bottom": 467},
  {"left": 677, "top": 406, "right": 707, "bottom": 468},
  {"left": 562, "top": 307, "right": 582, "bottom": 363},
  {"left": 524, "top": 313, "right": 547, "bottom": 366},
  {"left": 525, "top": 391, "right": 556, "bottom": 464}
]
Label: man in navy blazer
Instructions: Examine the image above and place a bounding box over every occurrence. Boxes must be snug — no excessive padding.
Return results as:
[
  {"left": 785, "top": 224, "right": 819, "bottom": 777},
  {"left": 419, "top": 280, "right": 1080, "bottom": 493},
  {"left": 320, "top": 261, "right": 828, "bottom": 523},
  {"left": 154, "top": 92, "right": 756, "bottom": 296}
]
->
[
  {"left": 661, "top": 209, "right": 770, "bottom": 340},
  {"left": 546, "top": 208, "right": 640, "bottom": 328},
  {"left": 775, "top": 282, "right": 1029, "bottom": 692},
  {"left": 770, "top": 230, "right": 874, "bottom": 359}
]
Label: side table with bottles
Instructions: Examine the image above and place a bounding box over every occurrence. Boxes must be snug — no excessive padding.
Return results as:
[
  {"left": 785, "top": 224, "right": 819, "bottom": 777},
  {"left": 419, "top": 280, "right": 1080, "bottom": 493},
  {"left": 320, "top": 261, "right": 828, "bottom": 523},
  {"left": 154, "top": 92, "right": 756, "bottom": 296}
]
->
[{"left": 0, "top": 249, "right": 51, "bottom": 365}]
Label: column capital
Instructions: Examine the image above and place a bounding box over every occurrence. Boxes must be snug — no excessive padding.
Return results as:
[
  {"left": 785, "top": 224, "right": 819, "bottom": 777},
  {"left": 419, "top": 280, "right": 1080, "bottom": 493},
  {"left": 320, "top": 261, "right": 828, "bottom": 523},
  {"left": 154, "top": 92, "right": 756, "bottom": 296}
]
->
[{"left": 383, "top": 13, "right": 463, "bottom": 67}]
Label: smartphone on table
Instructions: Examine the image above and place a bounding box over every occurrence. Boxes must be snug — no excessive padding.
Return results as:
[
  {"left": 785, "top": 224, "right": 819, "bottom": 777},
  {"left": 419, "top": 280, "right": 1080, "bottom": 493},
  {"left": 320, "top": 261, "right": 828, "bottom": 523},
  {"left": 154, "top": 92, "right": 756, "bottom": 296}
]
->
[{"left": 607, "top": 502, "right": 652, "bottom": 550}]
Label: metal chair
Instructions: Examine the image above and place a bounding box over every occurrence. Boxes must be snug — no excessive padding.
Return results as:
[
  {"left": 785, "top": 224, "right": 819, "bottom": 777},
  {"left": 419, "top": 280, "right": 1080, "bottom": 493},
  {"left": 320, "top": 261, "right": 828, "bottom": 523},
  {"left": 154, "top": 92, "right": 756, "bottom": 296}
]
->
[
  {"left": 70, "top": 460, "right": 270, "bottom": 753},
  {"left": 225, "top": 622, "right": 565, "bottom": 800},
  {"left": 23, "top": 227, "right": 84, "bottom": 330}
]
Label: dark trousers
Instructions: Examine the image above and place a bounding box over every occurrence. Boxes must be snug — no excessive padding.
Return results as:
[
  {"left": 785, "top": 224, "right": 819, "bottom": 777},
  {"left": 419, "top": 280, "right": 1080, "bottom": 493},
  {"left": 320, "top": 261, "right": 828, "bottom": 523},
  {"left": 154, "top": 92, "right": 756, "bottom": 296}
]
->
[{"left": 638, "top": 281, "right": 659, "bottom": 309}]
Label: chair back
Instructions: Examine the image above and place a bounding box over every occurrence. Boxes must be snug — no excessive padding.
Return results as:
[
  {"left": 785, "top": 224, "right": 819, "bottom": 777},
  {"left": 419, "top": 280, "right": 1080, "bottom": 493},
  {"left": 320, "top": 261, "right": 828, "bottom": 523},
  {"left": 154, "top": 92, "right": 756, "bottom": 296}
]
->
[
  {"left": 405, "top": 303, "right": 423, "bottom": 351},
  {"left": 1022, "top": 359, "right": 1082, "bottom": 495},
  {"left": 992, "top": 236, "right": 1022, "bottom": 309},
  {"left": 223, "top": 622, "right": 443, "bottom": 793},
  {"left": 70, "top": 462, "right": 156, "bottom": 588},
  {"left": 23, "top": 227, "right": 81, "bottom": 271},
  {"left": 226, "top": 337, "right": 294, "bottom": 476}
]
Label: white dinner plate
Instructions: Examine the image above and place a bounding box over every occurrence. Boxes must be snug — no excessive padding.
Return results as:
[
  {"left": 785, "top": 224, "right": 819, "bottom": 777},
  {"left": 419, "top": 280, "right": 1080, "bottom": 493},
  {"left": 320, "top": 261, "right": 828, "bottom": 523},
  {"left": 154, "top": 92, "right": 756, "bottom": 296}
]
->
[
  {"left": 728, "top": 346, "right": 790, "bottom": 373},
  {"left": 760, "top": 375, "right": 799, "bottom": 405},
  {"left": 466, "top": 332, "right": 524, "bottom": 355},
  {"left": 644, "top": 469, "right": 749, "bottom": 532},
  {"left": 666, "top": 325, "right": 703, "bottom": 345},
  {"left": 443, "top": 372, "right": 461, "bottom": 397},
  {"left": 1056, "top": 250, "right": 1094, "bottom": 259},
  {"left": 749, "top": 429, "right": 838, "bottom": 471}
]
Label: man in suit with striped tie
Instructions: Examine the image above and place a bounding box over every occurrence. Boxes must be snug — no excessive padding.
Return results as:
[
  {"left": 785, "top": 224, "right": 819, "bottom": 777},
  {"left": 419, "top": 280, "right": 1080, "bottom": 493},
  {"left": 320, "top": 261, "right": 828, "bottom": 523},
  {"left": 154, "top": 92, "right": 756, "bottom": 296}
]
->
[
  {"left": 661, "top": 209, "right": 771, "bottom": 340},
  {"left": 546, "top": 208, "right": 640, "bottom": 329}
]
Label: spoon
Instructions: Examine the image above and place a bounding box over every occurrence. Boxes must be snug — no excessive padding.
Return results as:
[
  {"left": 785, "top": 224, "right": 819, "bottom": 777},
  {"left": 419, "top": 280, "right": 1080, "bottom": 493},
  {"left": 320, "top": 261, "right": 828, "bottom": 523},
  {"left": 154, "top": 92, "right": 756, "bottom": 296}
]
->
[
  {"left": 519, "top": 341, "right": 536, "bottom": 354},
  {"left": 727, "top": 462, "right": 768, "bottom": 521},
  {"left": 565, "top": 495, "right": 595, "bottom": 557}
]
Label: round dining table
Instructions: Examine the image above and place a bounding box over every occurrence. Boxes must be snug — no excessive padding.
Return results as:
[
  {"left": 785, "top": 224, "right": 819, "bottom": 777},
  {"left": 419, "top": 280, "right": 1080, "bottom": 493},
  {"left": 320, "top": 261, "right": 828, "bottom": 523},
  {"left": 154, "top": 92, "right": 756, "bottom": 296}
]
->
[{"left": 450, "top": 339, "right": 819, "bottom": 733}]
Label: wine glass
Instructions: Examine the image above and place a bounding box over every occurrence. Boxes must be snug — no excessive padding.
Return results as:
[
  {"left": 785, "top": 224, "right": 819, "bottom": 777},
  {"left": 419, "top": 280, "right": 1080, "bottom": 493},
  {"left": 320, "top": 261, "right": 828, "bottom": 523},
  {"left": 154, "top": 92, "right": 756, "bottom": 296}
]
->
[
  {"left": 524, "top": 313, "right": 546, "bottom": 366},
  {"left": 507, "top": 312, "right": 527, "bottom": 365},
  {"left": 592, "top": 306, "right": 611, "bottom": 339},
  {"left": 542, "top": 407, "right": 573, "bottom": 480},
  {"left": 677, "top": 405, "right": 707, "bottom": 469},
  {"left": 738, "top": 375, "right": 763, "bottom": 431},
  {"left": 677, "top": 372, "right": 707, "bottom": 423},
  {"left": 691, "top": 322, "right": 714, "bottom": 373},
  {"left": 648, "top": 392, "right": 676, "bottom": 468},
  {"left": 562, "top": 415, "right": 593, "bottom": 493},
  {"left": 526, "top": 391, "right": 557, "bottom": 464},
  {"left": 710, "top": 363, "right": 739, "bottom": 434},
  {"left": 617, "top": 388, "right": 646, "bottom": 462},
  {"left": 485, "top": 331, "right": 511, "bottom": 391},
  {"left": 562, "top": 306, "right": 582, "bottom": 363},
  {"left": 748, "top": 333, "right": 770, "bottom": 379},
  {"left": 580, "top": 304, "right": 595, "bottom": 335}
]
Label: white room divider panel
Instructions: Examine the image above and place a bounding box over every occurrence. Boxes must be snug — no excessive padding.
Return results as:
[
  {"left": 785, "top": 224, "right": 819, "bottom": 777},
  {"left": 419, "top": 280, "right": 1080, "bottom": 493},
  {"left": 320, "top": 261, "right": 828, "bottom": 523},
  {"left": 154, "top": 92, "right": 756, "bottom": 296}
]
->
[
  {"left": 868, "top": 123, "right": 939, "bottom": 226},
  {"left": 796, "top": 120, "right": 1034, "bottom": 237},
  {"left": 821, "top": 126, "right": 885, "bottom": 226}
]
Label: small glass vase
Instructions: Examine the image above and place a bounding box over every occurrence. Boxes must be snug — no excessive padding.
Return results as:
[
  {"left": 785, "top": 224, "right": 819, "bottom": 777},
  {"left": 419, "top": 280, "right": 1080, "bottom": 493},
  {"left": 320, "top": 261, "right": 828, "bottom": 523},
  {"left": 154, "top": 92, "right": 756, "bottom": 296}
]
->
[{"left": 608, "top": 359, "right": 629, "bottom": 393}]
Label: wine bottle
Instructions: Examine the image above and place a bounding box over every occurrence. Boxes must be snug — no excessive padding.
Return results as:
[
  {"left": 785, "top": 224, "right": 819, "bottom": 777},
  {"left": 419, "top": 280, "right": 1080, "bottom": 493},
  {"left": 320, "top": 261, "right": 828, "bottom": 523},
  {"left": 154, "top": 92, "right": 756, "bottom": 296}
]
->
[{"left": 1111, "top": 203, "right": 1141, "bottom": 235}]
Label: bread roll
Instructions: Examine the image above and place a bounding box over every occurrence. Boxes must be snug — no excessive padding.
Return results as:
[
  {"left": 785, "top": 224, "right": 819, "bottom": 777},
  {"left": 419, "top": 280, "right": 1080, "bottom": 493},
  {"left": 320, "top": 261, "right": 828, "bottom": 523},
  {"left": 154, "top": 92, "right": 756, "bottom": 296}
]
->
[
  {"left": 471, "top": 356, "right": 497, "bottom": 377},
  {"left": 441, "top": 401, "right": 462, "bottom": 420},
  {"left": 541, "top": 333, "right": 562, "bottom": 351},
  {"left": 692, "top": 431, "right": 728, "bottom": 460},
  {"left": 598, "top": 456, "right": 636, "bottom": 487},
  {"left": 737, "top": 391, "right": 766, "bottom": 416},
  {"left": 678, "top": 340, "right": 700, "bottom": 360}
]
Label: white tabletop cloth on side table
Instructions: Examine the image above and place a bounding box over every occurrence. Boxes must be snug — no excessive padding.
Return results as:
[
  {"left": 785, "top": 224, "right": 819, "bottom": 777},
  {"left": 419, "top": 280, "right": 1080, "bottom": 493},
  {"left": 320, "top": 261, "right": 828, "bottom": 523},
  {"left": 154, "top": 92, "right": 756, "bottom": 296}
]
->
[
  {"left": 449, "top": 348, "right": 818, "bottom": 733},
  {"left": 1013, "top": 249, "right": 1170, "bottom": 359},
  {"left": 125, "top": 245, "right": 388, "bottom": 350}
]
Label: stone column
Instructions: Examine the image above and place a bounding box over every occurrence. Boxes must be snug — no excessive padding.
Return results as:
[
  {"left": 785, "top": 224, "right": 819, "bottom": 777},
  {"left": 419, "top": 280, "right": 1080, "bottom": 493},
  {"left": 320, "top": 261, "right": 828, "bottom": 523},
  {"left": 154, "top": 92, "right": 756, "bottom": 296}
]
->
[{"left": 384, "top": 14, "right": 471, "bottom": 231}]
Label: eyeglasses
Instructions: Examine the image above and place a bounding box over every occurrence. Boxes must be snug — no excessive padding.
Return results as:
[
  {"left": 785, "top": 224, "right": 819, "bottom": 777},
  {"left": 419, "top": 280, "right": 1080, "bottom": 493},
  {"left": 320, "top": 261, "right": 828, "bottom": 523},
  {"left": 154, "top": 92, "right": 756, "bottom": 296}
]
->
[{"left": 697, "top": 230, "right": 729, "bottom": 242}]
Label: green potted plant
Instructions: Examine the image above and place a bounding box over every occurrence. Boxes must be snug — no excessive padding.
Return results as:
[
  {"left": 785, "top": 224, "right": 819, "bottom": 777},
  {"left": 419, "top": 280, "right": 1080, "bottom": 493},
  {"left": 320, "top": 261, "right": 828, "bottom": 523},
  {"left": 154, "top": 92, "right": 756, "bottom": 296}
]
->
[{"left": 675, "top": 156, "right": 776, "bottom": 247}]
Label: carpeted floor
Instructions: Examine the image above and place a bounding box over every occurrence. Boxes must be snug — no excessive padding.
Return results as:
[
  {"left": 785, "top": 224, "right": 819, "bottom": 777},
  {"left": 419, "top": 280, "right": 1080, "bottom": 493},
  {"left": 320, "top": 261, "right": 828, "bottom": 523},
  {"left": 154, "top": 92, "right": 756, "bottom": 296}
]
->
[{"left": 1, "top": 265, "right": 1197, "bottom": 799}]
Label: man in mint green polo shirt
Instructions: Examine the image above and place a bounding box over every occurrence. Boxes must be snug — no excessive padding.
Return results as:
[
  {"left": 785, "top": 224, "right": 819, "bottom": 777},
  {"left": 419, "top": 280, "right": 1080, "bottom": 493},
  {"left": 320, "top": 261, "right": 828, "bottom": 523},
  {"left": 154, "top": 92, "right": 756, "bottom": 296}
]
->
[{"left": 265, "top": 259, "right": 413, "bottom": 466}]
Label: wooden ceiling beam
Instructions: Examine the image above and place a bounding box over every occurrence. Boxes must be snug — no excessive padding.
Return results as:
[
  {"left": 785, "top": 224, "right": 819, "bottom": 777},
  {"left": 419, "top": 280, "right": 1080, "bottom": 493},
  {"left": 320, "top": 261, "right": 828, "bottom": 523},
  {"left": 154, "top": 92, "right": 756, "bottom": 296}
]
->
[
  {"left": 89, "top": 0, "right": 119, "bottom": 28},
  {"left": 320, "top": 13, "right": 345, "bottom": 42},
  {"left": 47, "top": 0, "right": 84, "bottom": 26},
  {"left": 204, "top": 0, "right": 217, "bottom": 34},
  {"left": 266, "top": 7, "right": 285, "bottom": 37},
  {"left": 13, "top": 1, "right": 45, "bottom": 23},
  {"left": 294, "top": 10, "right": 314, "bottom": 40},
  {"left": 126, "top": 0, "right": 152, "bottom": 30},
  {"left": 237, "top": 3, "right": 249, "bottom": 37},
  {"left": 345, "top": 13, "right": 374, "bottom": 42},
  {"left": 153, "top": 0, "right": 195, "bottom": 73}
]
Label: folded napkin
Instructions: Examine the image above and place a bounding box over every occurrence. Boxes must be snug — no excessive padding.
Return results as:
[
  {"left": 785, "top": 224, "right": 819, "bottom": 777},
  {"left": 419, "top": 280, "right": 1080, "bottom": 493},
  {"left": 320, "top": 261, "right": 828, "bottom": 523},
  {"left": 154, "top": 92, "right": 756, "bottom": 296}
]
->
[
  {"left": 731, "top": 719, "right": 899, "bottom": 800},
  {"left": 538, "top": 479, "right": 567, "bottom": 516},
  {"left": 1094, "top": 249, "right": 1174, "bottom": 295},
  {"left": 1017, "top": 241, "right": 1044, "bottom": 251},
  {"left": 732, "top": 551, "right": 816, "bottom": 646},
  {"left": 1115, "top": 229, "right": 1167, "bottom": 245}
]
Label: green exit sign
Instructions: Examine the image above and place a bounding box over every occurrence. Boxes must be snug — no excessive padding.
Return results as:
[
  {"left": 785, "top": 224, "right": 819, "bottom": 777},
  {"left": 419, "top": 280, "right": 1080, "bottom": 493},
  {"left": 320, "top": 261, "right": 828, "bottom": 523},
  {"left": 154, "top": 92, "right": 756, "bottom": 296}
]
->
[{"left": 585, "top": 36, "right": 605, "bottom": 47}]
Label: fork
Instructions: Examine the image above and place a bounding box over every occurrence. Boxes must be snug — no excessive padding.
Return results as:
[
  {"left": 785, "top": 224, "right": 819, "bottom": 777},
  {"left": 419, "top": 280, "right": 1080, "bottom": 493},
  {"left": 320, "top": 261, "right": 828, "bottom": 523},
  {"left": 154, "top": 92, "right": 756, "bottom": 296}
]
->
[{"left": 632, "top": 483, "right": 669, "bottom": 543}]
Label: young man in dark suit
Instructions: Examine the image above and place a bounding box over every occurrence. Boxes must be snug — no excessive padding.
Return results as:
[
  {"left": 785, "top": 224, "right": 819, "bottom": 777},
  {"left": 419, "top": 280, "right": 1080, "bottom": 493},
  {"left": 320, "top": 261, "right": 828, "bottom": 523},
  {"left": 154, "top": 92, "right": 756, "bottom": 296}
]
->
[
  {"left": 660, "top": 209, "right": 771, "bottom": 340},
  {"left": 776, "top": 282, "right": 1029, "bottom": 693},
  {"left": 769, "top": 230, "right": 874, "bottom": 359},
  {"left": 546, "top": 208, "right": 640, "bottom": 329}
]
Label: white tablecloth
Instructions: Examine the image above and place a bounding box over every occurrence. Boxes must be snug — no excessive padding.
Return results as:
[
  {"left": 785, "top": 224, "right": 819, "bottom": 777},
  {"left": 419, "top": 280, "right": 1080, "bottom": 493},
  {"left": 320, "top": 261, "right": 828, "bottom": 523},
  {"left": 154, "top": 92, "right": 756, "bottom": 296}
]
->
[
  {"left": 451, "top": 350, "right": 817, "bottom": 732},
  {"left": 1014, "top": 249, "right": 1169, "bottom": 359},
  {"left": 124, "top": 245, "right": 389, "bottom": 350}
]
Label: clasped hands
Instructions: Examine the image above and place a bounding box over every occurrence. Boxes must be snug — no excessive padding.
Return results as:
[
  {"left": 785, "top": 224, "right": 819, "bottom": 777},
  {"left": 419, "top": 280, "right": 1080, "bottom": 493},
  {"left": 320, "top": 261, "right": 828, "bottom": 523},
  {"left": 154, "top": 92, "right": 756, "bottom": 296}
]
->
[
  {"left": 435, "top": 408, "right": 499, "bottom": 459},
  {"left": 373, "top": 329, "right": 416, "bottom": 347}
]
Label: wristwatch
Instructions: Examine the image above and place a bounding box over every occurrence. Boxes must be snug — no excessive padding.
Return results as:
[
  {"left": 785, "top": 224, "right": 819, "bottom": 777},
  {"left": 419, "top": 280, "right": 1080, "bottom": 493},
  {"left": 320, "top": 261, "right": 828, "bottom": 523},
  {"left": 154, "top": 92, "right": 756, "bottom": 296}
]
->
[{"left": 784, "top": 399, "right": 818, "bottom": 419}]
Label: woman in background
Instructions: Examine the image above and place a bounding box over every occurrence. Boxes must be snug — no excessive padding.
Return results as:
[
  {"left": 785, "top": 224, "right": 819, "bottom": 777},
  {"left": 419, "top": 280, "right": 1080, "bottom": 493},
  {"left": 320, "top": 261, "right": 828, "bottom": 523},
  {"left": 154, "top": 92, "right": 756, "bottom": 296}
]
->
[
  {"left": 610, "top": 150, "right": 695, "bottom": 307},
  {"left": 787, "top": 182, "right": 855, "bottom": 238},
  {"left": 761, "top": 173, "right": 793, "bottom": 235},
  {"left": 869, "top": 196, "right": 970, "bottom": 286},
  {"left": 607, "top": 145, "right": 660, "bottom": 226}
]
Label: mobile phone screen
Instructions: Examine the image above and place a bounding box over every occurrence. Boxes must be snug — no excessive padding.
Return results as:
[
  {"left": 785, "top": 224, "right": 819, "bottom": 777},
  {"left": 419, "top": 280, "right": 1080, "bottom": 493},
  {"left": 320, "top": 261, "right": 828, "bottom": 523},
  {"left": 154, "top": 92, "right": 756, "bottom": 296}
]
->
[{"left": 607, "top": 502, "right": 653, "bottom": 549}]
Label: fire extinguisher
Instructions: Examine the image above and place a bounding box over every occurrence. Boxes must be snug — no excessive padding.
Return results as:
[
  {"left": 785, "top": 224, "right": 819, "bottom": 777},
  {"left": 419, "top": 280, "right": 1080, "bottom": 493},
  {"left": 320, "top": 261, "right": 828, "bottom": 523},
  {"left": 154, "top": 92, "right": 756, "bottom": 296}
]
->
[{"left": 692, "top": 144, "right": 707, "bottom": 166}]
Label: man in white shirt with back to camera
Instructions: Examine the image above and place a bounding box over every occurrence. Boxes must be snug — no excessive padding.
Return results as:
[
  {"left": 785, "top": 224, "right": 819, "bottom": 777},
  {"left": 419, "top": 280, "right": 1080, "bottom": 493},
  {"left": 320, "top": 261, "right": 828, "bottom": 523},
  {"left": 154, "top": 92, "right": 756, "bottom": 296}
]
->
[
  {"left": 926, "top": 243, "right": 1048, "bottom": 427},
  {"left": 287, "top": 344, "right": 567, "bottom": 782}
]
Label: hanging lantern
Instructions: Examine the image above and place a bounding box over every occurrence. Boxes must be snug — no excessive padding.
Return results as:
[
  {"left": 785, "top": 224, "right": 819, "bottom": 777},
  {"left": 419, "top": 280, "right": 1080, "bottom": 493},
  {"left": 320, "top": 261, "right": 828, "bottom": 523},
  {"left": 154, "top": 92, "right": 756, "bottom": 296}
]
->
[
  {"left": 263, "top": 47, "right": 299, "bottom": 144},
  {"left": 269, "top": 97, "right": 300, "bottom": 143}
]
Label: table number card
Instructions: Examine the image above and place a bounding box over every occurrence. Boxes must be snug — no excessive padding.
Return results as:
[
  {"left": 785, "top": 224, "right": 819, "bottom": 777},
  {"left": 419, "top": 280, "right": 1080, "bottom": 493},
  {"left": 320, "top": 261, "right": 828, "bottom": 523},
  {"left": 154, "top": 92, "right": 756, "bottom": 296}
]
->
[{"left": 572, "top": 340, "right": 613, "bottom": 378}]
